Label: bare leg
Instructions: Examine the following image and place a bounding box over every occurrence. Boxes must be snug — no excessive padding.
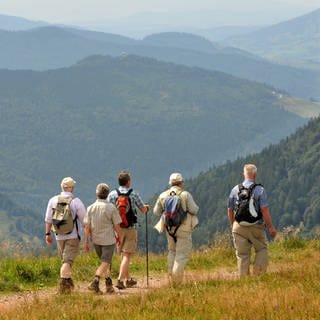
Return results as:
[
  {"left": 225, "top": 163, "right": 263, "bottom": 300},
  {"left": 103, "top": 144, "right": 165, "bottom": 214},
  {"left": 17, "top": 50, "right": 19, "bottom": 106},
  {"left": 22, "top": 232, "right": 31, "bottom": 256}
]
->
[{"left": 118, "top": 252, "right": 131, "bottom": 281}]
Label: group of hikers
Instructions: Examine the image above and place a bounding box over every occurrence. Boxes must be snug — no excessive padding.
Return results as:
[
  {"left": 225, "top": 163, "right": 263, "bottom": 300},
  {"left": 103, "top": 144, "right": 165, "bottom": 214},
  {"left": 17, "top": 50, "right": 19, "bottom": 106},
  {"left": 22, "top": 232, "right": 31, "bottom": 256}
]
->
[{"left": 44, "top": 164, "right": 277, "bottom": 294}]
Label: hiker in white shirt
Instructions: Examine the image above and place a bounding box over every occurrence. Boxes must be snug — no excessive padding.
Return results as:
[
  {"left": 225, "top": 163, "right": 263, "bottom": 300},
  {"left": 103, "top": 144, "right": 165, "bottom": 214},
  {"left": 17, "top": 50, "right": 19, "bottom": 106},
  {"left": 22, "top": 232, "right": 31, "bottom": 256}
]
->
[{"left": 45, "top": 177, "right": 86, "bottom": 293}]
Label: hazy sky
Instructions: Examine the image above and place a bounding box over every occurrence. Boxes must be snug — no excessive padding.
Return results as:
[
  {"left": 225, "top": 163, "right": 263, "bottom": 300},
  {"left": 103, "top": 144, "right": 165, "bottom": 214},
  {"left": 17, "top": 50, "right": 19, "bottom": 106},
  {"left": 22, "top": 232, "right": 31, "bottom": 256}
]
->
[{"left": 0, "top": 0, "right": 318, "bottom": 27}]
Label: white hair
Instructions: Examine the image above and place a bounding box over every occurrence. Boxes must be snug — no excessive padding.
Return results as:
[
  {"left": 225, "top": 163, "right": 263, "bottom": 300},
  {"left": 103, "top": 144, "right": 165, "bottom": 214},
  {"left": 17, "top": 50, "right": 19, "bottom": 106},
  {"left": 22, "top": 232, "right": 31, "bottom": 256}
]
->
[{"left": 243, "top": 164, "right": 257, "bottom": 177}]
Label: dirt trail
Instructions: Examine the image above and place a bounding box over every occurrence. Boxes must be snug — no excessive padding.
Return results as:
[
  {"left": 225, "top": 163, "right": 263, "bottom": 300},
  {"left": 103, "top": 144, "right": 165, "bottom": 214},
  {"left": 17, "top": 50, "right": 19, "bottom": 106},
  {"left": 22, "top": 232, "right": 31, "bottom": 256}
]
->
[{"left": 0, "top": 269, "right": 237, "bottom": 313}]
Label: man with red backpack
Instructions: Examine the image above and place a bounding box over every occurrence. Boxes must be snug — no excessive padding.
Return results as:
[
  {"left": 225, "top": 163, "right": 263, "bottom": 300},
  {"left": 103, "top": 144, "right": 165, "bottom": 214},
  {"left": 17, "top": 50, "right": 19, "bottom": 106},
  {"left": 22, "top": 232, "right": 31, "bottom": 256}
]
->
[{"left": 107, "top": 170, "right": 149, "bottom": 289}]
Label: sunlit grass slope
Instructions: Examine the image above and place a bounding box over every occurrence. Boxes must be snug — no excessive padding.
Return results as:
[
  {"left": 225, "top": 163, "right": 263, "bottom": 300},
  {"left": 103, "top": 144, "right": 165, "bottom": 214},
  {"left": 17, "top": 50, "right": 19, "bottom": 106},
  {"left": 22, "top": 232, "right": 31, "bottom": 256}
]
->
[{"left": 0, "top": 238, "right": 319, "bottom": 319}]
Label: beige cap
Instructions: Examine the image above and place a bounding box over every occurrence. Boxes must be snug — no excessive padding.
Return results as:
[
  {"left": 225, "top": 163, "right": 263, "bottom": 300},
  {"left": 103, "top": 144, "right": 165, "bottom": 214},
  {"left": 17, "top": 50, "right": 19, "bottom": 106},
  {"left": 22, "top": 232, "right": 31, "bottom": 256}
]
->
[
  {"left": 169, "top": 172, "right": 184, "bottom": 185},
  {"left": 61, "top": 177, "right": 76, "bottom": 189}
]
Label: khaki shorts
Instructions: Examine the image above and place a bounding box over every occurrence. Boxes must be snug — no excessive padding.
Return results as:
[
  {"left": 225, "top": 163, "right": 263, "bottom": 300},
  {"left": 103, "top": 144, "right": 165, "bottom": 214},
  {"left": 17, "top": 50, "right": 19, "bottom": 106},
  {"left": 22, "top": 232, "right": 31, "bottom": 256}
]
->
[
  {"left": 57, "top": 238, "right": 80, "bottom": 265},
  {"left": 118, "top": 228, "right": 137, "bottom": 254}
]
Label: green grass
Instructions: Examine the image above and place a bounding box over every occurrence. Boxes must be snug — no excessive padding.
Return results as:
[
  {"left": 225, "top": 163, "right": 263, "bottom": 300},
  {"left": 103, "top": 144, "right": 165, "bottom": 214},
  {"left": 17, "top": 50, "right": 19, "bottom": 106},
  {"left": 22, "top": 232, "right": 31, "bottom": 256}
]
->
[{"left": 0, "top": 239, "right": 319, "bottom": 319}]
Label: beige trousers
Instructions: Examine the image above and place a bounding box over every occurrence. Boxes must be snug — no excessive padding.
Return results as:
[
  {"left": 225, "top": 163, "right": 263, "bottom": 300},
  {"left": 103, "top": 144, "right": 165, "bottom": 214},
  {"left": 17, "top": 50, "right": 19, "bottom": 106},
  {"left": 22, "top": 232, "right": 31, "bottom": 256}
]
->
[
  {"left": 166, "top": 228, "right": 192, "bottom": 284},
  {"left": 232, "top": 221, "right": 268, "bottom": 277}
]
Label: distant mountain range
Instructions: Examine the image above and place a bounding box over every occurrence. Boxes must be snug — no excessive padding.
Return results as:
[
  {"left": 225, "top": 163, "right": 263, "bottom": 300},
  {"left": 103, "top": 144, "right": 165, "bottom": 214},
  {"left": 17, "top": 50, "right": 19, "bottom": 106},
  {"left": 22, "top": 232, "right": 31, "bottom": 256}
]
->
[
  {"left": 225, "top": 8, "right": 320, "bottom": 69},
  {"left": 193, "top": 26, "right": 262, "bottom": 42},
  {"left": 0, "top": 25, "right": 319, "bottom": 99},
  {"left": 0, "top": 13, "right": 47, "bottom": 30},
  {"left": 0, "top": 54, "right": 314, "bottom": 206},
  {"left": 0, "top": 9, "right": 319, "bottom": 252}
]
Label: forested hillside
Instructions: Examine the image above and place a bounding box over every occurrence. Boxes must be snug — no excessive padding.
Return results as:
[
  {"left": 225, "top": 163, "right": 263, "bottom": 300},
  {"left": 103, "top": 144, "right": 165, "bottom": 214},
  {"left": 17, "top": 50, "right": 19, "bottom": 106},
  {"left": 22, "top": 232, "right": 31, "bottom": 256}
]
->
[
  {"left": 0, "top": 54, "right": 310, "bottom": 205},
  {"left": 0, "top": 55, "right": 319, "bottom": 252},
  {"left": 0, "top": 193, "right": 41, "bottom": 250},
  {"left": 143, "top": 117, "right": 320, "bottom": 252}
]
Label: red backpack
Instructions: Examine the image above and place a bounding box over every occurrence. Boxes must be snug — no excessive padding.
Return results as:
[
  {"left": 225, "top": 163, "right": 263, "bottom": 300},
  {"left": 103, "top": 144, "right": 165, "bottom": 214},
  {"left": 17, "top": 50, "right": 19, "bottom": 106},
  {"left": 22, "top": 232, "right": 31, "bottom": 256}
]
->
[{"left": 116, "top": 189, "right": 136, "bottom": 228}]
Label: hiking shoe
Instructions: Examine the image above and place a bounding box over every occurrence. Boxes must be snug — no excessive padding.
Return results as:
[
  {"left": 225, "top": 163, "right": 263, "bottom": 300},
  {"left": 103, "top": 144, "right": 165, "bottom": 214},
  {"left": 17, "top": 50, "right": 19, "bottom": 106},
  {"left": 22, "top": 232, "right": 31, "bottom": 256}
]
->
[
  {"left": 105, "top": 277, "right": 115, "bottom": 294},
  {"left": 125, "top": 278, "right": 137, "bottom": 288},
  {"left": 67, "top": 278, "right": 74, "bottom": 289},
  {"left": 59, "top": 278, "right": 72, "bottom": 294},
  {"left": 88, "top": 278, "right": 102, "bottom": 294},
  {"left": 115, "top": 280, "right": 125, "bottom": 290}
]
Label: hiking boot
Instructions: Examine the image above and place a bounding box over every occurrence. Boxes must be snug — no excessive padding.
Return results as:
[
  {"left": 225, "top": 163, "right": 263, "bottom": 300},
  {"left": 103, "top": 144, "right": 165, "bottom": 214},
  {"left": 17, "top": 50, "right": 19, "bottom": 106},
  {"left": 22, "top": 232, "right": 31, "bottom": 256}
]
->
[
  {"left": 88, "top": 278, "right": 103, "bottom": 294},
  {"left": 59, "top": 278, "right": 72, "bottom": 294},
  {"left": 125, "top": 278, "right": 137, "bottom": 288},
  {"left": 115, "top": 280, "right": 125, "bottom": 290},
  {"left": 105, "top": 277, "right": 115, "bottom": 294},
  {"left": 67, "top": 278, "right": 74, "bottom": 289}
]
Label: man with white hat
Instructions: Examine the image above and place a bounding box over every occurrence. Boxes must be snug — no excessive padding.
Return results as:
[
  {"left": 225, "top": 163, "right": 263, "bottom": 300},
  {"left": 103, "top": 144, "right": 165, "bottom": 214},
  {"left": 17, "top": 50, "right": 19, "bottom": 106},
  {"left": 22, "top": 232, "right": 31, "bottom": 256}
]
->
[
  {"left": 45, "top": 177, "right": 86, "bottom": 293},
  {"left": 153, "top": 172, "right": 199, "bottom": 285}
]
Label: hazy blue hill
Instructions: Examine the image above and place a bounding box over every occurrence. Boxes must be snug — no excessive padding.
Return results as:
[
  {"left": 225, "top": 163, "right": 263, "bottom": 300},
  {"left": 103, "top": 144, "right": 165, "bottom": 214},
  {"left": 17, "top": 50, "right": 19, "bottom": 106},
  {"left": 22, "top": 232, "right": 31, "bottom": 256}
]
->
[
  {"left": 66, "top": 27, "right": 138, "bottom": 45},
  {"left": 0, "top": 54, "right": 309, "bottom": 208},
  {"left": 194, "top": 25, "right": 263, "bottom": 42},
  {"left": 0, "top": 26, "right": 319, "bottom": 99},
  {"left": 0, "top": 13, "right": 47, "bottom": 30},
  {"left": 0, "top": 26, "right": 132, "bottom": 70},
  {"left": 225, "top": 8, "right": 320, "bottom": 69},
  {"left": 143, "top": 32, "right": 218, "bottom": 53},
  {"left": 137, "top": 34, "right": 320, "bottom": 100}
]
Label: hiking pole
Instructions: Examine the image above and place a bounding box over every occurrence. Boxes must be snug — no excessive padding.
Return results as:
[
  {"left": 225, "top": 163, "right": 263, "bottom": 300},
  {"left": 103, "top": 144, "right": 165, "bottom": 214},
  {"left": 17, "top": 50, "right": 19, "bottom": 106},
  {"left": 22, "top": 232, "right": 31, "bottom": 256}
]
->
[{"left": 145, "top": 205, "right": 149, "bottom": 288}]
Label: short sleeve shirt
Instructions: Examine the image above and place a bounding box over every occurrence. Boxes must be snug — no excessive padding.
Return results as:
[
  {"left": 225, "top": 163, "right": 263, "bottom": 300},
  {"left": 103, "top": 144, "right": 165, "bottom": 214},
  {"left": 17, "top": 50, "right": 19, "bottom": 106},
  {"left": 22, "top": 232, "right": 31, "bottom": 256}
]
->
[
  {"left": 228, "top": 179, "right": 268, "bottom": 224},
  {"left": 45, "top": 191, "right": 86, "bottom": 240},
  {"left": 84, "top": 199, "right": 122, "bottom": 246}
]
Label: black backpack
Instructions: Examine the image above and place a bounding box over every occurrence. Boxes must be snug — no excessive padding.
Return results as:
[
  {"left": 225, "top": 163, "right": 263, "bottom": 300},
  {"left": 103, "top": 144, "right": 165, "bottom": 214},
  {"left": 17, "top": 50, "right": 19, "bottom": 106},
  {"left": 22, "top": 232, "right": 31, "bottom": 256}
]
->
[{"left": 235, "top": 183, "right": 262, "bottom": 224}]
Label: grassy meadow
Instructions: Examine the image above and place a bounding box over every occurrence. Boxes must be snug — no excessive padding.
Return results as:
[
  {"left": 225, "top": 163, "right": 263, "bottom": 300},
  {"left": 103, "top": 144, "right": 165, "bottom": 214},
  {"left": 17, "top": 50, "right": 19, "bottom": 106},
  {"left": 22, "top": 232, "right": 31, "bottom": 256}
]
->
[{"left": 0, "top": 236, "right": 319, "bottom": 319}]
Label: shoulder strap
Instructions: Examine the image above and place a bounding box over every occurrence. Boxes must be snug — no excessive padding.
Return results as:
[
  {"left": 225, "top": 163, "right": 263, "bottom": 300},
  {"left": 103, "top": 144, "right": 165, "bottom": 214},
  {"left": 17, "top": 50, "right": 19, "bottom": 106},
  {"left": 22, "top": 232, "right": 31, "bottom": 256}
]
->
[
  {"left": 57, "top": 195, "right": 73, "bottom": 203},
  {"left": 167, "top": 189, "right": 183, "bottom": 196},
  {"left": 126, "top": 188, "right": 133, "bottom": 196},
  {"left": 116, "top": 188, "right": 133, "bottom": 196},
  {"left": 249, "top": 183, "right": 262, "bottom": 192}
]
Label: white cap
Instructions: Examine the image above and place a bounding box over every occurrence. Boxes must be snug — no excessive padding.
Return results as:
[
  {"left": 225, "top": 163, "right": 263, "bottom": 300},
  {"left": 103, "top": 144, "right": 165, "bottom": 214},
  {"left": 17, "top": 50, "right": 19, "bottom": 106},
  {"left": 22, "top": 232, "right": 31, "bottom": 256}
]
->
[{"left": 169, "top": 173, "right": 184, "bottom": 186}]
